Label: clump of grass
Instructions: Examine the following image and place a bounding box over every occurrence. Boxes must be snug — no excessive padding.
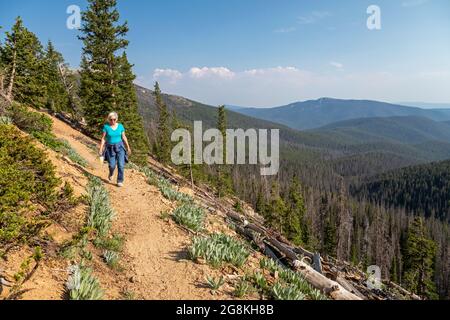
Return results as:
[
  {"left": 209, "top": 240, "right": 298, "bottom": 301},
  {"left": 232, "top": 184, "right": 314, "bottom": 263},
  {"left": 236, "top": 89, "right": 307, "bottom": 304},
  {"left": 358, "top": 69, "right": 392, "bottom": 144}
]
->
[
  {"left": 189, "top": 233, "right": 250, "bottom": 268},
  {"left": 278, "top": 268, "right": 328, "bottom": 300},
  {"left": 206, "top": 276, "right": 225, "bottom": 293},
  {"left": 272, "top": 282, "right": 306, "bottom": 300},
  {"left": 234, "top": 279, "right": 251, "bottom": 298},
  {"left": 0, "top": 116, "right": 12, "bottom": 125},
  {"left": 93, "top": 234, "right": 124, "bottom": 252},
  {"left": 66, "top": 264, "right": 103, "bottom": 300},
  {"left": 87, "top": 177, "right": 115, "bottom": 237},
  {"left": 33, "top": 132, "right": 88, "bottom": 167},
  {"left": 103, "top": 250, "right": 120, "bottom": 270},
  {"left": 252, "top": 271, "right": 269, "bottom": 292},
  {"left": 172, "top": 203, "right": 205, "bottom": 232},
  {"left": 260, "top": 257, "right": 281, "bottom": 275},
  {"left": 158, "top": 177, "right": 193, "bottom": 203},
  {"left": 140, "top": 166, "right": 159, "bottom": 186}
]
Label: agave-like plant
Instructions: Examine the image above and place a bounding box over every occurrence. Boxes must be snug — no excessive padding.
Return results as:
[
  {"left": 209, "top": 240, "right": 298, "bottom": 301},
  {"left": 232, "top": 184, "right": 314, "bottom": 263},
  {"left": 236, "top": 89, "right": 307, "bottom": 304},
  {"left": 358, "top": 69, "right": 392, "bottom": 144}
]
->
[
  {"left": 87, "top": 177, "right": 115, "bottom": 237},
  {"left": 189, "top": 234, "right": 250, "bottom": 268},
  {"left": 206, "top": 276, "right": 225, "bottom": 292},
  {"left": 172, "top": 203, "right": 205, "bottom": 232},
  {"left": 260, "top": 257, "right": 281, "bottom": 274},
  {"left": 66, "top": 264, "right": 103, "bottom": 300},
  {"left": 253, "top": 271, "right": 269, "bottom": 291},
  {"left": 103, "top": 250, "right": 119, "bottom": 268},
  {"left": 272, "top": 282, "right": 305, "bottom": 300},
  {"left": 234, "top": 279, "right": 251, "bottom": 298}
]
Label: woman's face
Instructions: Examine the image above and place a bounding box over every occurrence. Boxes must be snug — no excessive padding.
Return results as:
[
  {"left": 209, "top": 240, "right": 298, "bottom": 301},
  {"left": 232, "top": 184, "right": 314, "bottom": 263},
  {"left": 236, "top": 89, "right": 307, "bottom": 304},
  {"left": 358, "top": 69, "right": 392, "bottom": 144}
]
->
[{"left": 109, "top": 117, "right": 117, "bottom": 125}]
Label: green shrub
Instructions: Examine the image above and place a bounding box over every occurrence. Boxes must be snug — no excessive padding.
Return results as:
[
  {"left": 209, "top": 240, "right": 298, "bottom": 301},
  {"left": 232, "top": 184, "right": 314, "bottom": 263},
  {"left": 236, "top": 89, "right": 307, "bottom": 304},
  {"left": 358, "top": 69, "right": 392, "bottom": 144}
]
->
[
  {"left": 189, "top": 234, "right": 250, "bottom": 268},
  {"left": 0, "top": 125, "right": 60, "bottom": 245},
  {"left": 93, "top": 234, "right": 124, "bottom": 252},
  {"left": 172, "top": 203, "right": 205, "bottom": 232},
  {"left": 66, "top": 264, "right": 103, "bottom": 300},
  {"left": 8, "top": 103, "right": 52, "bottom": 134}
]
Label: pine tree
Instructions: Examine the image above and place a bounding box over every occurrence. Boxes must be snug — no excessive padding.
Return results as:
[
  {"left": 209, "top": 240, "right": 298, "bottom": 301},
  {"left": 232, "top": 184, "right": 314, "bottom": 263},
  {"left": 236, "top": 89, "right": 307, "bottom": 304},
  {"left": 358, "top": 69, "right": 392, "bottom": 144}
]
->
[
  {"left": 402, "top": 217, "right": 438, "bottom": 299},
  {"left": 265, "top": 182, "right": 287, "bottom": 233},
  {"left": 79, "top": 0, "right": 129, "bottom": 134},
  {"left": 285, "top": 176, "right": 306, "bottom": 245},
  {"left": 115, "top": 53, "right": 149, "bottom": 165},
  {"left": 43, "top": 40, "right": 69, "bottom": 113},
  {"left": 0, "top": 17, "right": 45, "bottom": 108},
  {"left": 216, "top": 105, "right": 232, "bottom": 197},
  {"left": 153, "top": 81, "right": 171, "bottom": 163}
]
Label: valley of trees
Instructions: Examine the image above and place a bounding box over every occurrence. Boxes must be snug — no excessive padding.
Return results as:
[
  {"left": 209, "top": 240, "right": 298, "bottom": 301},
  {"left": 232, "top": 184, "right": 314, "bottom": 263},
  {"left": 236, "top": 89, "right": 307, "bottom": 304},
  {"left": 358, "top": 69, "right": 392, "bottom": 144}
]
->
[{"left": 1, "top": 0, "right": 448, "bottom": 300}]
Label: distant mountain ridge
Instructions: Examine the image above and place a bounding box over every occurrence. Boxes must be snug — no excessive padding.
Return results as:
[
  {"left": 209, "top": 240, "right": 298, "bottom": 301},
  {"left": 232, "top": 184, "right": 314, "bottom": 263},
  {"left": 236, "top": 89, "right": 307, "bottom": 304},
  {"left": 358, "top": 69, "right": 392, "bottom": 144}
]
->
[
  {"left": 134, "top": 85, "right": 450, "bottom": 182},
  {"left": 232, "top": 98, "right": 450, "bottom": 130}
]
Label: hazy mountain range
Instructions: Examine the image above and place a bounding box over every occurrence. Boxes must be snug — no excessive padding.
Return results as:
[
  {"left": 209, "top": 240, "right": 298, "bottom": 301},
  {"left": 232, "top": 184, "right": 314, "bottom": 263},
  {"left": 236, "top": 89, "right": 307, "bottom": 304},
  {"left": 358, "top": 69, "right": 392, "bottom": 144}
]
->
[
  {"left": 229, "top": 98, "right": 450, "bottom": 130},
  {"left": 135, "top": 85, "right": 450, "bottom": 184}
]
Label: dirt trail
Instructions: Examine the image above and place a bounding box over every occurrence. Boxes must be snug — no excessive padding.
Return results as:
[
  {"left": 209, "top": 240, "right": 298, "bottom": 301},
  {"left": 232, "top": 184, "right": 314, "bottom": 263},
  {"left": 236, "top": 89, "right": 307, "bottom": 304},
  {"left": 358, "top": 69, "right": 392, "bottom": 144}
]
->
[{"left": 50, "top": 116, "right": 231, "bottom": 300}]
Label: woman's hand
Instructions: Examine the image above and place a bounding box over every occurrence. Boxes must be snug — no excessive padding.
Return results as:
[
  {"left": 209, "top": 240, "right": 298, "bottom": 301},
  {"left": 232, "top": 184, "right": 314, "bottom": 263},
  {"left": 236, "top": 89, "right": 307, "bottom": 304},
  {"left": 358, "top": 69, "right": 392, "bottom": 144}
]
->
[{"left": 127, "top": 148, "right": 132, "bottom": 156}]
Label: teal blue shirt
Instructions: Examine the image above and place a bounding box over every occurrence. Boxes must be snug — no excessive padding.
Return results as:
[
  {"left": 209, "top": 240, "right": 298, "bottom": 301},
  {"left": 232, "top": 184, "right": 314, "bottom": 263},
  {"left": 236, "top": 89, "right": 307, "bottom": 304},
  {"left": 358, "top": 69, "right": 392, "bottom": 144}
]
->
[{"left": 103, "top": 123, "right": 125, "bottom": 144}]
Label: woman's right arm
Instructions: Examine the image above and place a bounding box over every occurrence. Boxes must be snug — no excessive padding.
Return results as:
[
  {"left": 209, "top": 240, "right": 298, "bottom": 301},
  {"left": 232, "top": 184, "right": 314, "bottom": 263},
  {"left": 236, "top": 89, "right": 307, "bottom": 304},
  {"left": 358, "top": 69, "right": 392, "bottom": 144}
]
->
[{"left": 99, "top": 132, "right": 107, "bottom": 156}]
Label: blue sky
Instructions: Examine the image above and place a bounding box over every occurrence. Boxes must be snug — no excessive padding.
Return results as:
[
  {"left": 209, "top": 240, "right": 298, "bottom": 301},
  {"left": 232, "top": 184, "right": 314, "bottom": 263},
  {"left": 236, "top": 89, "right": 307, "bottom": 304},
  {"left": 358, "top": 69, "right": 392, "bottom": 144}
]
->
[{"left": 1, "top": 0, "right": 449, "bottom": 107}]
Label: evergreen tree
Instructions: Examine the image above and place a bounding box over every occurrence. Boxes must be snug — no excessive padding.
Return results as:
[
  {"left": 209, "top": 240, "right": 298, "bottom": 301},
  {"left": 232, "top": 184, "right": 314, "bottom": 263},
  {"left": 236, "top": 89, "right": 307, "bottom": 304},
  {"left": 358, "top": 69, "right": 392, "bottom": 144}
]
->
[
  {"left": 216, "top": 105, "right": 232, "bottom": 197},
  {"left": 265, "top": 182, "right": 287, "bottom": 233},
  {"left": 285, "top": 176, "right": 306, "bottom": 245},
  {"left": 153, "top": 81, "right": 171, "bottom": 163},
  {"left": 78, "top": 0, "right": 129, "bottom": 133},
  {"left": 0, "top": 17, "right": 45, "bottom": 108},
  {"left": 43, "top": 40, "right": 69, "bottom": 113},
  {"left": 402, "top": 217, "right": 438, "bottom": 299},
  {"left": 115, "top": 52, "right": 149, "bottom": 164}
]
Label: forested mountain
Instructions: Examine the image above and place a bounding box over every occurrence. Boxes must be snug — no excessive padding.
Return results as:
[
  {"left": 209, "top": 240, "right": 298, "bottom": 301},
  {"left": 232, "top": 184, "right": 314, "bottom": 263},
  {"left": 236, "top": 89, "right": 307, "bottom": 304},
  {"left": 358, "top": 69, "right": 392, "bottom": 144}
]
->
[
  {"left": 232, "top": 98, "right": 450, "bottom": 130},
  {"left": 313, "top": 116, "right": 450, "bottom": 144},
  {"left": 136, "top": 85, "right": 449, "bottom": 299},
  {"left": 136, "top": 86, "right": 450, "bottom": 180},
  {"left": 352, "top": 160, "right": 450, "bottom": 222}
]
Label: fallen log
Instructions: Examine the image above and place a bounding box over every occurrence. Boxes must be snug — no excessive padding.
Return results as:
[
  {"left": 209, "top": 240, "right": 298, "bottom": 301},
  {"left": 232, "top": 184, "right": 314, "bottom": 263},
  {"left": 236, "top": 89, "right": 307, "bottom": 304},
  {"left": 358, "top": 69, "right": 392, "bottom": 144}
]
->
[{"left": 293, "top": 260, "right": 363, "bottom": 300}]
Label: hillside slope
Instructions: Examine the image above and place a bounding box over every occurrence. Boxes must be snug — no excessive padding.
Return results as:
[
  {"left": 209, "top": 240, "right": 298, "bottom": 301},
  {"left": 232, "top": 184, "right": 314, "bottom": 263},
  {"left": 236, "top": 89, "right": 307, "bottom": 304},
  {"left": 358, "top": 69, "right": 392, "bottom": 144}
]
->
[
  {"left": 1, "top": 114, "right": 255, "bottom": 300},
  {"left": 352, "top": 159, "right": 450, "bottom": 222}
]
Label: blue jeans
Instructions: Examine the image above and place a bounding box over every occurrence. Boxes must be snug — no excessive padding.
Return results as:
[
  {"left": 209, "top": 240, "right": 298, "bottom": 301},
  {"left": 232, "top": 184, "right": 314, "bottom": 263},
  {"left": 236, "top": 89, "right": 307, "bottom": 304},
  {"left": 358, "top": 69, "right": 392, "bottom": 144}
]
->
[{"left": 105, "top": 141, "right": 126, "bottom": 183}]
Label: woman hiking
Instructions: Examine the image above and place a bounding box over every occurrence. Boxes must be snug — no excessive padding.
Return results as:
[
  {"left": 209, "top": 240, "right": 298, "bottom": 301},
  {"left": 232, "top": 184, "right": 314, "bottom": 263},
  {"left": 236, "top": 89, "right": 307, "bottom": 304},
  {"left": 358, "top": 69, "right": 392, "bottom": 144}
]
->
[{"left": 99, "top": 112, "right": 132, "bottom": 187}]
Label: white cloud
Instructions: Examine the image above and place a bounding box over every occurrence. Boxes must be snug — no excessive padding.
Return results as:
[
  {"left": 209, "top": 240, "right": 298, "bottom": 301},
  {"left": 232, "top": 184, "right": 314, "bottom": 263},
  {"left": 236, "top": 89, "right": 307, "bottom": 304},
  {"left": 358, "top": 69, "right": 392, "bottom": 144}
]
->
[
  {"left": 136, "top": 66, "right": 450, "bottom": 107},
  {"left": 329, "top": 61, "right": 344, "bottom": 69},
  {"left": 188, "top": 67, "right": 235, "bottom": 79},
  {"left": 298, "top": 11, "right": 331, "bottom": 25},
  {"left": 153, "top": 68, "right": 183, "bottom": 84}
]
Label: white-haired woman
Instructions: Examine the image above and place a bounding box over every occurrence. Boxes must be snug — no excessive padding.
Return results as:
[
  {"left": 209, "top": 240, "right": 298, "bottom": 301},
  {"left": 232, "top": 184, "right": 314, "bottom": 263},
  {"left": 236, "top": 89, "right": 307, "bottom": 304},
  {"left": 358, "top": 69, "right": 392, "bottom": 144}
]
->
[{"left": 99, "top": 112, "right": 132, "bottom": 187}]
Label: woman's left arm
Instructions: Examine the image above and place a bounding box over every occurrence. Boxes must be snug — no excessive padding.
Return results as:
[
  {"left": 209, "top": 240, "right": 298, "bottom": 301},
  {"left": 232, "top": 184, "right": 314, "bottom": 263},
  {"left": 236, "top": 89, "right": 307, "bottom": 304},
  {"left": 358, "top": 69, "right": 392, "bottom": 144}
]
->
[{"left": 122, "top": 132, "right": 132, "bottom": 155}]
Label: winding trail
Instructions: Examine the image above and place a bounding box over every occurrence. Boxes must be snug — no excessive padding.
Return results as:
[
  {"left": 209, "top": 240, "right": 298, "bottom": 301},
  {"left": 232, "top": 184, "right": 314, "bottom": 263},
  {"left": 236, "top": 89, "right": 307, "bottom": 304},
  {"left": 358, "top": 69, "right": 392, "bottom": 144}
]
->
[{"left": 50, "top": 116, "right": 230, "bottom": 300}]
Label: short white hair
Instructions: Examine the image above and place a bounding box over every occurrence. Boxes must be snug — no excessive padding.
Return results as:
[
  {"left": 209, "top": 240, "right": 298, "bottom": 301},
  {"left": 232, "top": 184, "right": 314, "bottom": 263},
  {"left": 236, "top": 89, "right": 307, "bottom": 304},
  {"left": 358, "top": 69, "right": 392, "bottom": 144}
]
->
[{"left": 108, "top": 112, "right": 118, "bottom": 120}]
